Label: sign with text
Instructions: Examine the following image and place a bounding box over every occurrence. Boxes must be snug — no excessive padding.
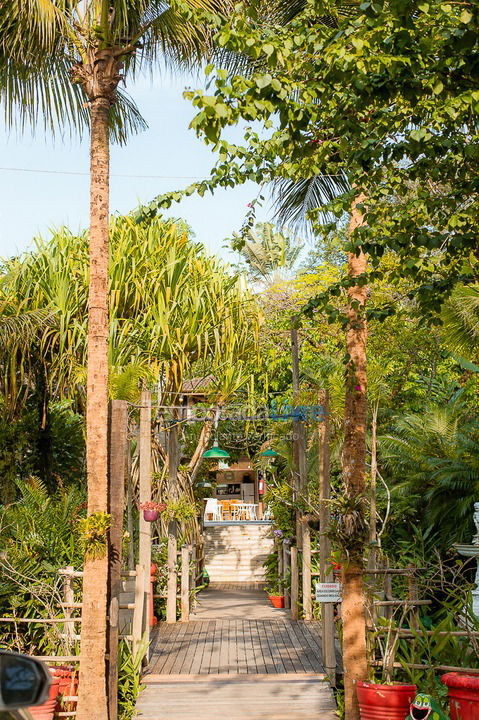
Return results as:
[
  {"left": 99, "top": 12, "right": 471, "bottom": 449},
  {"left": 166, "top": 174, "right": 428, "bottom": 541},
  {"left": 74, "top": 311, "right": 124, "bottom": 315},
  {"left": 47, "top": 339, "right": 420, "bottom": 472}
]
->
[{"left": 315, "top": 582, "right": 341, "bottom": 603}]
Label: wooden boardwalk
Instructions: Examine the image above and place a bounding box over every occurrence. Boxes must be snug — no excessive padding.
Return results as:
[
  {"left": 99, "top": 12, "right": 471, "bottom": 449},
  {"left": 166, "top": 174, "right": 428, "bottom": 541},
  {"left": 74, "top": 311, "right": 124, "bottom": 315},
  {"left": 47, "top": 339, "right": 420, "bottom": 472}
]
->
[{"left": 135, "top": 586, "right": 337, "bottom": 720}]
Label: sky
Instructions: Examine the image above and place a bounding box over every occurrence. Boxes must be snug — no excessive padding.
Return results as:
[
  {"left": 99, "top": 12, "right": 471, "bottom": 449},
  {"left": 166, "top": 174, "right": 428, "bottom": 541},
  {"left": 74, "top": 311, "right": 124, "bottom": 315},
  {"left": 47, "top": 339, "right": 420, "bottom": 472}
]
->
[{"left": 0, "top": 72, "right": 273, "bottom": 264}]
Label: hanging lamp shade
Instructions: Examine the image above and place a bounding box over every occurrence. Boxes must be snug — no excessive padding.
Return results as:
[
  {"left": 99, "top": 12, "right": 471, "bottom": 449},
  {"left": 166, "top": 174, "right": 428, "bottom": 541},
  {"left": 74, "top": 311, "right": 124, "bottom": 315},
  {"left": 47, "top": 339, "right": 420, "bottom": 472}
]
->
[
  {"left": 202, "top": 438, "right": 230, "bottom": 459},
  {"left": 261, "top": 448, "right": 278, "bottom": 458},
  {"left": 196, "top": 481, "right": 214, "bottom": 488}
]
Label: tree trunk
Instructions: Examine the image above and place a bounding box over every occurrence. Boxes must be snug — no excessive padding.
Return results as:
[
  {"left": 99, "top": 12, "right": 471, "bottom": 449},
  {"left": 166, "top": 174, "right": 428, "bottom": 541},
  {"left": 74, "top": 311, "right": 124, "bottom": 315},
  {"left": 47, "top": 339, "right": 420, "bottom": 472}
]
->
[
  {"left": 76, "top": 95, "right": 111, "bottom": 720},
  {"left": 342, "top": 193, "right": 368, "bottom": 720}
]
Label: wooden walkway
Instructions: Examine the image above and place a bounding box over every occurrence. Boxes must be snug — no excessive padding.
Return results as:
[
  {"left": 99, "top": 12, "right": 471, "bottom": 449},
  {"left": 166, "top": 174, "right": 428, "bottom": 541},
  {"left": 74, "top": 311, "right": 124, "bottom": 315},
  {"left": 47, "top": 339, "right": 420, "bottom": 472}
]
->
[
  {"left": 135, "top": 586, "right": 337, "bottom": 720},
  {"left": 146, "top": 619, "right": 326, "bottom": 675}
]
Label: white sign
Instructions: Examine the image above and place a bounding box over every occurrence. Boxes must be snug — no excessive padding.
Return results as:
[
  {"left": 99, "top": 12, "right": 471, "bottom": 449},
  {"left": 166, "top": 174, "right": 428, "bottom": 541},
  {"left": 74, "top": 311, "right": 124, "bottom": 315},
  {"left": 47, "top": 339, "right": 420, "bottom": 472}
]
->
[{"left": 315, "top": 582, "right": 341, "bottom": 603}]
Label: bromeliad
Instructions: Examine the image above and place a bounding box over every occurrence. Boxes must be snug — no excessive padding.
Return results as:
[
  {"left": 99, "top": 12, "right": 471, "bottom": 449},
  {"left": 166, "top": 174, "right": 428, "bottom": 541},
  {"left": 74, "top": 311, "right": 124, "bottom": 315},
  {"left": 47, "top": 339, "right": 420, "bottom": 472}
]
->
[{"left": 406, "top": 693, "right": 450, "bottom": 720}]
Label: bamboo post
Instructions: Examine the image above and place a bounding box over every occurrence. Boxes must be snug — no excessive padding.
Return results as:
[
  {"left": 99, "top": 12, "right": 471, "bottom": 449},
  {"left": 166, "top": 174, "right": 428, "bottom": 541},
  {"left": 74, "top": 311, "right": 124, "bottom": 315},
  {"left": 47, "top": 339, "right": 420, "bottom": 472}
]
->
[
  {"left": 408, "top": 567, "right": 419, "bottom": 630},
  {"left": 63, "top": 566, "right": 75, "bottom": 651},
  {"left": 291, "top": 317, "right": 307, "bottom": 548},
  {"left": 126, "top": 443, "right": 135, "bottom": 571},
  {"left": 290, "top": 546, "right": 299, "bottom": 620},
  {"left": 318, "top": 389, "right": 336, "bottom": 683},
  {"left": 283, "top": 542, "right": 291, "bottom": 610},
  {"left": 301, "top": 520, "right": 312, "bottom": 620},
  {"left": 181, "top": 546, "right": 190, "bottom": 622},
  {"left": 166, "top": 534, "right": 178, "bottom": 623},
  {"left": 139, "top": 390, "right": 152, "bottom": 640},
  {"left": 132, "top": 564, "right": 145, "bottom": 657},
  {"left": 108, "top": 399, "right": 128, "bottom": 720},
  {"left": 191, "top": 543, "right": 197, "bottom": 593},
  {"left": 277, "top": 539, "right": 284, "bottom": 596}
]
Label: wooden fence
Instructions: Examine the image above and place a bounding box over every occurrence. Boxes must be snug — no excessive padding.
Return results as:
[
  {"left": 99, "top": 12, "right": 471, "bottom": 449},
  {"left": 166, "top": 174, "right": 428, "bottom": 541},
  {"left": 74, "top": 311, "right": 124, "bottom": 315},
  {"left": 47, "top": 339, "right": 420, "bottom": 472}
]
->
[{"left": 152, "top": 536, "right": 205, "bottom": 623}]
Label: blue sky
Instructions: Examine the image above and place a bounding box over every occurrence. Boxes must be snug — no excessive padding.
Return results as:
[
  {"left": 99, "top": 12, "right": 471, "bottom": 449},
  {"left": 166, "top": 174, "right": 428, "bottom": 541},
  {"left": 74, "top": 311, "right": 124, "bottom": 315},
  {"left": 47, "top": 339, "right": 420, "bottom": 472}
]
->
[{"left": 0, "top": 72, "right": 273, "bottom": 263}]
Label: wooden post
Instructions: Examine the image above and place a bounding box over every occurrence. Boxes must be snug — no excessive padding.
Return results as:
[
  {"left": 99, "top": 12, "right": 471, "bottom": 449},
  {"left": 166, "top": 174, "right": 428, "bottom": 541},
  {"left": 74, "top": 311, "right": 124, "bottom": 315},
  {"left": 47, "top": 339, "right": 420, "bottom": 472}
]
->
[
  {"left": 318, "top": 389, "right": 336, "bottom": 684},
  {"left": 132, "top": 563, "right": 145, "bottom": 657},
  {"left": 290, "top": 546, "right": 299, "bottom": 620},
  {"left": 408, "top": 567, "right": 419, "bottom": 630},
  {"left": 139, "top": 390, "right": 152, "bottom": 639},
  {"left": 108, "top": 399, "right": 128, "bottom": 720},
  {"left": 166, "top": 534, "right": 178, "bottom": 623},
  {"left": 277, "top": 539, "right": 284, "bottom": 596},
  {"left": 283, "top": 542, "right": 291, "bottom": 610},
  {"left": 291, "top": 317, "right": 307, "bottom": 549},
  {"left": 126, "top": 443, "right": 135, "bottom": 571},
  {"left": 191, "top": 543, "right": 197, "bottom": 592},
  {"left": 63, "top": 566, "right": 75, "bottom": 651},
  {"left": 181, "top": 546, "right": 190, "bottom": 622},
  {"left": 301, "top": 520, "right": 312, "bottom": 620},
  {"left": 368, "top": 403, "right": 379, "bottom": 572}
]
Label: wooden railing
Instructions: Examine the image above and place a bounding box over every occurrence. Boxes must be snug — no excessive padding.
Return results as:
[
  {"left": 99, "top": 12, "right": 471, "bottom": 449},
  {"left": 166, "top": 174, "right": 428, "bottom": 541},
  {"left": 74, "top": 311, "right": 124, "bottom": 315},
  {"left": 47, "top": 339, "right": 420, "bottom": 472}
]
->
[{"left": 152, "top": 536, "right": 205, "bottom": 623}]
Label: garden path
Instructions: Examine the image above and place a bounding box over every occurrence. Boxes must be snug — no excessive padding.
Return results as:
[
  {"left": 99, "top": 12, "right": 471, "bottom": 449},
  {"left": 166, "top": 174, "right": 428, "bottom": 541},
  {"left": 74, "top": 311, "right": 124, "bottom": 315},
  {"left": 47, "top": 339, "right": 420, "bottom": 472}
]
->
[{"left": 135, "top": 584, "right": 337, "bottom": 720}]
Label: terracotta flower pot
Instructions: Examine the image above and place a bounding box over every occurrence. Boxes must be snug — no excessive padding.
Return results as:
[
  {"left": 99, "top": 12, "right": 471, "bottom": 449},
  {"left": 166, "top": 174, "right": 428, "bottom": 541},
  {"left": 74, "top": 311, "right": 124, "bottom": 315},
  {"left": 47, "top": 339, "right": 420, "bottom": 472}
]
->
[
  {"left": 357, "top": 681, "right": 417, "bottom": 720},
  {"left": 269, "top": 594, "right": 285, "bottom": 609},
  {"left": 442, "top": 672, "right": 479, "bottom": 720},
  {"left": 50, "top": 665, "right": 78, "bottom": 714},
  {"left": 29, "top": 673, "right": 60, "bottom": 720},
  {"left": 143, "top": 509, "right": 158, "bottom": 522}
]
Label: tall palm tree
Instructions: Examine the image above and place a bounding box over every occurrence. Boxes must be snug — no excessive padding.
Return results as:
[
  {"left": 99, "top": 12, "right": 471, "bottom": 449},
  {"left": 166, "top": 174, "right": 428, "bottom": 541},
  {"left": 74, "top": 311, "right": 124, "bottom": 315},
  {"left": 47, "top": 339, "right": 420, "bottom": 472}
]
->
[{"left": 2, "top": 3, "right": 231, "bottom": 717}]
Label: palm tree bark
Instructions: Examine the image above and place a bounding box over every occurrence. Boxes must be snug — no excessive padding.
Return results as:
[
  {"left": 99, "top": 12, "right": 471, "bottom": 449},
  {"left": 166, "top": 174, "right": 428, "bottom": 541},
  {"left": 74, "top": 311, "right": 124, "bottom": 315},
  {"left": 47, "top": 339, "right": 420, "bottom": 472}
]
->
[
  {"left": 342, "top": 193, "right": 368, "bottom": 720},
  {"left": 76, "top": 94, "right": 111, "bottom": 720}
]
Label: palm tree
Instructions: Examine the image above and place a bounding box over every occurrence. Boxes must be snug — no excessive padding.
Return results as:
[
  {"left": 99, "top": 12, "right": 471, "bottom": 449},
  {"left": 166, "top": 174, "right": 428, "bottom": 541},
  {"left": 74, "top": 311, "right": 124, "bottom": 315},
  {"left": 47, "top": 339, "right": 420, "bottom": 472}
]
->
[
  {"left": 380, "top": 398, "right": 479, "bottom": 547},
  {"left": 0, "top": 0, "right": 232, "bottom": 699},
  {"left": 231, "top": 222, "right": 303, "bottom": 285}
]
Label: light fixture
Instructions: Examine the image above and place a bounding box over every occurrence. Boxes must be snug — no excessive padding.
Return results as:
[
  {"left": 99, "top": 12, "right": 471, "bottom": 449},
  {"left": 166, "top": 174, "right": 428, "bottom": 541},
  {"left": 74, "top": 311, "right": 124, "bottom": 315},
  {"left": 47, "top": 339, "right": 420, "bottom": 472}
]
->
[
  {"left": 261, "top": 448, "right": 278, "bottom": 458},
  {"left": 202, "top": 437, "right": 230, "bottom": 459},
  {"left": 196, "top": 481, "right": 214, "bottom": 488}
]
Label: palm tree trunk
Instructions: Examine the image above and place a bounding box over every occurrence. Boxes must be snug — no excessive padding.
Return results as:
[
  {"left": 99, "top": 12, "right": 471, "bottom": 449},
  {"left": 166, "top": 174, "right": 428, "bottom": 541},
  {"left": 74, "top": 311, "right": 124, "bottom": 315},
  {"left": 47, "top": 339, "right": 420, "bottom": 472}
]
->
[
  {"left": 342, "top": 193, "right": 368, "bottom": 720},
  {"left": 76, "top": 95, "right": 111, "bottom": 720}
]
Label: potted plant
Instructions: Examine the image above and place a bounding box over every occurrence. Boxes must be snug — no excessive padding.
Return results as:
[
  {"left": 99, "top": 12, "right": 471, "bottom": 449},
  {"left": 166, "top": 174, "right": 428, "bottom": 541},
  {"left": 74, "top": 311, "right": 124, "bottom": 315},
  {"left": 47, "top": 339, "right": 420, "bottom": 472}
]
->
[
  {"left": 28, "top": 670, "right": 61, "bottom": 720},
  {"left": 357, "top": 681, "right": 417, "bottom": 720},
  {"left": 267, "top": 583, "right": 285, "bottom": 609},
  {"left": 442, "top": 673, "right": 479, "bottom": 720},
  {"left": 139, "top": 501, "right": 166, "bottom": 522}
]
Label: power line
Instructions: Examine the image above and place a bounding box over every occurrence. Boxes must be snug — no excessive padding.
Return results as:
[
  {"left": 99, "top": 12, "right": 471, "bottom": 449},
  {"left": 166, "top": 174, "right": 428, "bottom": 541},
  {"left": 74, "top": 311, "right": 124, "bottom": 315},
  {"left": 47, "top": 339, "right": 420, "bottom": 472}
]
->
[{"left": 0, "top": 166, "right": 199, "bottom": 180}]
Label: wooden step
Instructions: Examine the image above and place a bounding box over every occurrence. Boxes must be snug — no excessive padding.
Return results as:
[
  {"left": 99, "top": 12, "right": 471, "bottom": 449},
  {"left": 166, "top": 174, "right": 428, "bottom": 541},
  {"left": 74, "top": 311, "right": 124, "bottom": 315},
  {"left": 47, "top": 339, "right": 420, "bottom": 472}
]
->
[{"left": 136, "top": 674, "right": 336, "bottom": 719}]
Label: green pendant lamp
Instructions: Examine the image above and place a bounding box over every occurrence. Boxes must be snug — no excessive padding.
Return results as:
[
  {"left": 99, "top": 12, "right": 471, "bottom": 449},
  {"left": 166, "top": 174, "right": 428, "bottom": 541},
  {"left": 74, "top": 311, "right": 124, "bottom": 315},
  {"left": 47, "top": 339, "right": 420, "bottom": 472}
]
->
[
  {"left": 261, "top": 448, "right": 278, "bottom": 458},
  {"left": 196, "top": 480, "right": 214, "bottom": 488},
  {"left": 202, "top": 437, "right": 230, "bottom": 459}
]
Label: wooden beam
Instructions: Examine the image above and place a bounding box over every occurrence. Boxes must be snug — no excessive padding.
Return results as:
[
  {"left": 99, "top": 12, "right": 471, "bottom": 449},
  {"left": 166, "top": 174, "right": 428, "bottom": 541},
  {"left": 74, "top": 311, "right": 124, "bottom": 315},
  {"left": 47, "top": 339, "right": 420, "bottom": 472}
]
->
[
  {"left": 166, "top": 534, "right": 178, "bottom": 623},
  {"left": 181, "top": 546, "right": 190, "bottom": 622},
  {"left": 108, "top": 399, "right": 128, "bottom": 720},
  {"left": 301, "top": 520, "right": 312, "bottom": 621},
  {"left": 318, "top": 389, "right": 336, "bottom": 684},
  {"left": 290, "top": 546, "right": 299, "bottom": 621},
  {"left": 139, "top": 390, "right": 152, "bottom": 647}
]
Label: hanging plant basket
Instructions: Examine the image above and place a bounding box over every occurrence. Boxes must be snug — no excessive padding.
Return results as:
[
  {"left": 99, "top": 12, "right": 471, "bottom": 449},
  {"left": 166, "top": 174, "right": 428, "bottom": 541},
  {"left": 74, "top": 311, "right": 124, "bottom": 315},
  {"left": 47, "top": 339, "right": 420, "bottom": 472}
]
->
[{"left": 139, "top": 502, "right": 166, "bottom": 522}]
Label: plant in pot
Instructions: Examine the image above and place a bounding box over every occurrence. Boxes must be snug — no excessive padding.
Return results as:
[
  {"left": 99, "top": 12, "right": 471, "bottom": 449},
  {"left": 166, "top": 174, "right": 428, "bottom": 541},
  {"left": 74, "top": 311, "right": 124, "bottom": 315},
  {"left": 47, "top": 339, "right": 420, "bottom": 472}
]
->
[
  {"left": 266, "top": 582, "right": 285, "bottom": 609},
  {"left": 140, "top": 501, "right": 166, "bottom": 523},
  {"left": 357, "top": 617, "right": 417, "bottom": 720}
]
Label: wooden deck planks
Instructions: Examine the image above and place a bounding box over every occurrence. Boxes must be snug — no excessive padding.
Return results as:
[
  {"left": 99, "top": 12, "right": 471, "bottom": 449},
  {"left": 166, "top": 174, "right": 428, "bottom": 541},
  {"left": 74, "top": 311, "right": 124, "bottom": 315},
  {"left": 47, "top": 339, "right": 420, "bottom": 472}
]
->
[
  {"left": 145, "top": 619, "right": 326, "bottom": 676},
  {"left": 136, "top": 675, "right": 337, "bottom": 720}
]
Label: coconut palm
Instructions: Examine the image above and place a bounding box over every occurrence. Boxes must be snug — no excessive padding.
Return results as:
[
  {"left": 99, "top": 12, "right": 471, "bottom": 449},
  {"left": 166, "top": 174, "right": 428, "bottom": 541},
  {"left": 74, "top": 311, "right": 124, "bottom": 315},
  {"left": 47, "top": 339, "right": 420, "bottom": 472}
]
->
[{"left": 2, "top": 3, "right": 232, "bottom": 713}]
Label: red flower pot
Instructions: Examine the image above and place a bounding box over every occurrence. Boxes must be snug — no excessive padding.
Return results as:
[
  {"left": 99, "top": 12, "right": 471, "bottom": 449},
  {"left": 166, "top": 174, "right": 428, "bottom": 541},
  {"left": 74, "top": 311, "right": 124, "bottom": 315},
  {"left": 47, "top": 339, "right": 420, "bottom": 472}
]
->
[
  {"left": 29, "top": 673, "right": 60, "bottom": 720},
  {"left": 143, "top": 509, "right": 158, "bottom": 522},
  {"left": 357, "top": 681, "right": 417, "bottom": 720},
  {"left": 269, "top": 595, "right": 285, "bottom": 608},
  {"left": 442, "top": 672, "right": 479, "bottom": 720},
  {"left": 50, "top": 665, "right": 78, "bottom": 713}
]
